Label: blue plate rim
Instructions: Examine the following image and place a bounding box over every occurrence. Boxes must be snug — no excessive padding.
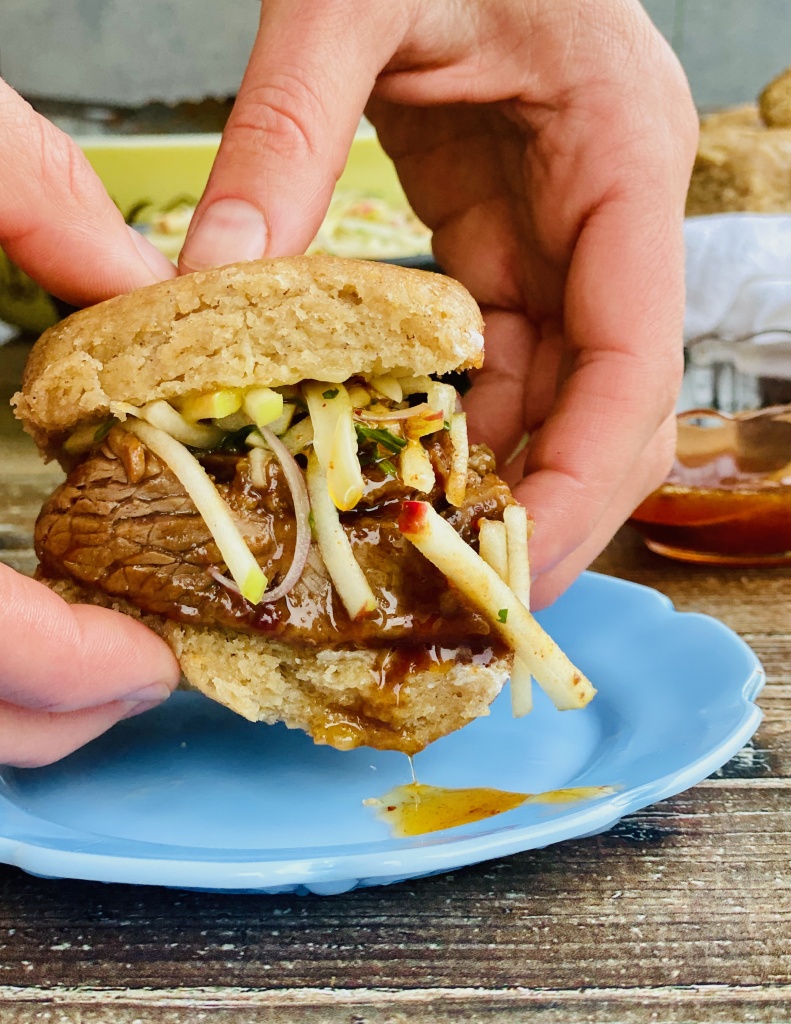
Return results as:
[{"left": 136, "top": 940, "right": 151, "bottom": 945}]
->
[{"left": 0, "top": 571, "right": 766, "bottom": 890}]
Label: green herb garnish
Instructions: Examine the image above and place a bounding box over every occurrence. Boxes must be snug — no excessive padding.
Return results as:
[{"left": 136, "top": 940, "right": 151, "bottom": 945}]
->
[
  {"left": 322, "top": 388, "right": 339, "bottom": 400},
  {"left": 308, "top": 510, "right": 316, "bottom": 537},
  {"left": 355, "top": 423, "right": 407, "bottom": 454},
  {"left": 218, "top": 424, "right": 257, "bottom": 453},
  {"left": 359, "top": 451, "right": 398, "bottom": 475},
  {"left": 497, "top": 608, "right": 508, "bottom": 623},
  {"left": 94, "top": 419, "right": 115, "bottom": 443}
]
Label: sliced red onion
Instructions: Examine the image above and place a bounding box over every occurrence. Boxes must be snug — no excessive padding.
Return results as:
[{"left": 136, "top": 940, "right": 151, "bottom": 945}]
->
[
  {"left": 256, "top": 424, "right": 312, "bottom": 604},
  {"left": 355, "top": 402, "right": 433, "bottom": 423},
  {"left": 208, "top": 431, "right": 311, "bottom": 604},
  {"left": 209, "top": 566, "right": 242, "bottom": 595}
]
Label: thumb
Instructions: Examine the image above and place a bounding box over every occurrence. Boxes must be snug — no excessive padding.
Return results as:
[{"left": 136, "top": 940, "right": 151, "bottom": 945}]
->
[
  {"left": 179, "top": 0, "right": 408, "bottom": 273},
  {"left": 0, "top": 564, "right": 180, "bottom": 713},
  {"left": 0, "top": 79, "right": 176, "bottom": 306}
]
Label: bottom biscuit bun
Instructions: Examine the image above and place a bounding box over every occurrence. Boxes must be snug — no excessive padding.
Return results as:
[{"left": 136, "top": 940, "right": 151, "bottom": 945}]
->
[{"left": 42, "top": 576, "right": 513, "bottom": 754}]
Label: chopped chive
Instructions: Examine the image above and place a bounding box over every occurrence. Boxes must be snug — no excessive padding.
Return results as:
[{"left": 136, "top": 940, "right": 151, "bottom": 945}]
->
[
  {"left": 497, "top": 608, "right": 508, "bottom": 623},
  {"left": 443, "top": 420, "right": 451, "bottom": 431},
  {"left": 355, "top": 423, "right": 407, "bottom": 453},
  {"left": 218, "top": 424, "right": 256, "bottom": 452},
  {"left": 322, "top": 388, "right": 339, "bottom": 400},
  {"left": 379, "top": 459, "right": 397, "bottom": 476},
  {"left": 94, "top": 419, "right": 115, "bottom": 442}
]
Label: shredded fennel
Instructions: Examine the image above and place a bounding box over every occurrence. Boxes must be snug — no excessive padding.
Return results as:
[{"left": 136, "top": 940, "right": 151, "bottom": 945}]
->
[{"left": 123, "top": 418, "right": 267, "bottom": 605}]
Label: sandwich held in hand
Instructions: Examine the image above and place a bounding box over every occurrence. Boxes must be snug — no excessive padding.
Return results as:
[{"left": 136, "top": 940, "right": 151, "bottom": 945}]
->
[{"left": 14, "top": 256, "right": 594, "bottom": 754}]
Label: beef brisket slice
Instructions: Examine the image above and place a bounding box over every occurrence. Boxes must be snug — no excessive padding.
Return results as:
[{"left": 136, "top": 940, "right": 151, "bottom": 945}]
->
[{"left": 35, "top": 427, "right": 514, "bottom": 646}]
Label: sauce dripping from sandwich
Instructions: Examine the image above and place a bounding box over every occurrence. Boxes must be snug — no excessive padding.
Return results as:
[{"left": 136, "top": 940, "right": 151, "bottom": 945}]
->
[
  {"left": 302, "top": 640, "right": 508, "bottom": 752},
  {"left": 375, "top": 643, "right": 504, "bottom": 697},
  {"left": 365, "top": 764, "right": 615, "bottom": 838}
]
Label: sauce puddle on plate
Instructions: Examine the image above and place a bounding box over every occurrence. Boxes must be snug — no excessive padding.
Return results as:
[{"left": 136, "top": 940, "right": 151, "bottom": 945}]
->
[{"left": 364, "top": 765, "right": 615, "bottom": 838}]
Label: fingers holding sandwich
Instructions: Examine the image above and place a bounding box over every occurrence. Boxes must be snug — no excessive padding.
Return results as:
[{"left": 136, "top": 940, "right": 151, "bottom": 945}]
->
[
  {"left": 179, "top": 0, "right": 405, "bottom": 271},
  {"left": 524, "top": 415, "right": 678, "bottom": 610},
  {"left": 0, "top": 701, "right": 164, "bottom": 770},
  {"left": 0, "top": 565, "right": 179, "bottom": 767},
  {"left": 0, "top": 78, "right": 175, "bottom": 307}
]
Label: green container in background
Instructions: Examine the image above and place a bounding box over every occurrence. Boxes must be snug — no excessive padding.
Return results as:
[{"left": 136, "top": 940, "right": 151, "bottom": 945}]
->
[{"left": 0, "top": 132, "right": 409, "bottom": 334}]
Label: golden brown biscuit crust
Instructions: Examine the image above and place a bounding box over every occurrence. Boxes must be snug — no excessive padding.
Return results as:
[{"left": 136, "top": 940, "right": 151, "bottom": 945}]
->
[
  {"left": 14, "top": 256, "right": 484, "bottom": 453},
  {"left": 760, "top": 66, "right": 791, "bottom": 129},
  {"left": 687, "top": 96, "right": 791, "bottom": 217}
]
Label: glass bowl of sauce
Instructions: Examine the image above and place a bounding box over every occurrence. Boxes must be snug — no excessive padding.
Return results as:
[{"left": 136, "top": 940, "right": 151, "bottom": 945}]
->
[{"left": 630, "top": 405, "right": 791, "bottom": 565}]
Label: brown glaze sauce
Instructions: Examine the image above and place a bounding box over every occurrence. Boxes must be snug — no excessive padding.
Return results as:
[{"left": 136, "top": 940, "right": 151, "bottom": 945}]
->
[
  {"left": 631, "top": 451, "right": 791, "bottom": 565},
  {"left": 629, "top": 408, "right": 791, "bottom": 565},
  {"left": 374, "top": 642, "right": 504, "bottom": 694},
  {"left": 194, "top": 449, "right": 502, "bottom": 645},
  {"left": 305, "top": 641, "right": 508, "bottom": 754},
  {"left": 365, "top": 778, "right": 616, "bottom": 837}
]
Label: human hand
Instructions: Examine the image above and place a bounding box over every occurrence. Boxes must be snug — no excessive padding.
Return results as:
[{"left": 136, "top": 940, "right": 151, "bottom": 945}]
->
[
  {"left": 0, "top": 565, "right": 179, "bottom": 767},
  {"left": 180, "top": 0, "right": 697, "bottom": 607},
  {"left": 0, "top": 77, "right": 176, "bottom": 306},
  {"left": 0, "top": 81, "right": 181, "bottom": 764}
]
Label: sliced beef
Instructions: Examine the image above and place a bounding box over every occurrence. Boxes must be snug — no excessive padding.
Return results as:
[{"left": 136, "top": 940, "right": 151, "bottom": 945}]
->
[
  {"left": 444, "top": 473, "right": 515, "bottom": 542},
  {"left": 35, "top": 426, "right": 515, "bottom": 646}
]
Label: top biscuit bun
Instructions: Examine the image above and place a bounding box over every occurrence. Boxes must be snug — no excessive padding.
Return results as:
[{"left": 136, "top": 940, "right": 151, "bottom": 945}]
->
[{"left": 14, "top": 255, "right": 484, "bottom": 453}]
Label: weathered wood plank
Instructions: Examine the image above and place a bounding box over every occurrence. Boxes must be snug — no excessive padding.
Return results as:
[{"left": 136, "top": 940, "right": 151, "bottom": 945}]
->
[
  {"left": 596, "top": 529, "right": 791, "bottom": 637},
  {"left": 1, "top": 984, "right": 791, "bottom": 1024},
  {"left": 742, "top": 641, "right": 791, "bottom": 686},
  {"left": 0, "top": 788, "right": 787, "bottom": 993}
]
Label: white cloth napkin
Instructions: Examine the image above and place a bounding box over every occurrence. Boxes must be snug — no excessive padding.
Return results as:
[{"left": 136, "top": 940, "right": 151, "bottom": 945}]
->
[
  {"left": 685, "top": 213, "right": 791, "bottom": 340},
  {"left": 684, "top": 214, "right": 791, "bottom": 379}
]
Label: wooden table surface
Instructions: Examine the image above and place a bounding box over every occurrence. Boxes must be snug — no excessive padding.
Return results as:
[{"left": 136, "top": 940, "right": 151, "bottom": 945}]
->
[{"left": 0, "top": 335, "right": 789, "bottom": 1023}]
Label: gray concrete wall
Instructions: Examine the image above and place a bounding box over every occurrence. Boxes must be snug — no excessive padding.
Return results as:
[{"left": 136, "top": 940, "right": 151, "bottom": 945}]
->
[
  {"left": 0, "top": 1, "right": 789, "bottom": 110},
  {"left": 0, "top": 0, "right": 258, "bottom": 106},
  {"left": 679, "top": 0, "right": 791, "bottom": 109}
]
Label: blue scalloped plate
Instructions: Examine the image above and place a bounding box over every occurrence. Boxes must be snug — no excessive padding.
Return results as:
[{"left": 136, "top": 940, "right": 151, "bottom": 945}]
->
[{"left": 0, "top": 572, "right": 764, "bottom": 894}]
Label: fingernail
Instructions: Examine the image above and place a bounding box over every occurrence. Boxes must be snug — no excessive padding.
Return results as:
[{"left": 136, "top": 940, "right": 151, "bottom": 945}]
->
[
  {"left": 119, "top": 698, "right": 167, "bottom": 721},
  {"left": 127, "top": 224, "right": 178, "bottom": 280},
  {"left": 180, "top": 198, "right": 267, "bottom": 272},
  {"left": 121, "top": 682, "right": 173, "bottom": 704}
]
